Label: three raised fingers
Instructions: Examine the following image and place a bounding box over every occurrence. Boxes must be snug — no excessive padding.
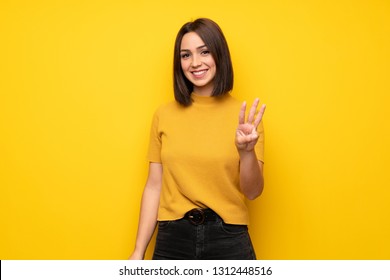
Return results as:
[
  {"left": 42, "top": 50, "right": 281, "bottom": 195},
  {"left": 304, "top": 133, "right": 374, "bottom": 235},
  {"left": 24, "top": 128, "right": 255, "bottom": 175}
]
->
[{"left": 239, "top": 98, "right": 266, "bottom": 128}]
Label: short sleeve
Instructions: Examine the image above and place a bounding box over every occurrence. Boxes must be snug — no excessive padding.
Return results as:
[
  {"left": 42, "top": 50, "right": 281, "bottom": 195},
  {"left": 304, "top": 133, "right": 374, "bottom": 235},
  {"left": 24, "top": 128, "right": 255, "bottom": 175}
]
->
[
  {"left": 147, "top": 110, "right": 162, "bottom": 163},
  {"left": 255, "top": 121, "right": 265, "bottom": 163}
]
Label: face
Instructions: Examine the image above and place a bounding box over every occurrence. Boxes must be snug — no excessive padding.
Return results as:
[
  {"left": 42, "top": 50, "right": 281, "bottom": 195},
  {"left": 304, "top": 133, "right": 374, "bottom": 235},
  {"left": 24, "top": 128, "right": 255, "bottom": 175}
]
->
[{"left": 180, "top": 32, "right": 216, "bottom": 96}]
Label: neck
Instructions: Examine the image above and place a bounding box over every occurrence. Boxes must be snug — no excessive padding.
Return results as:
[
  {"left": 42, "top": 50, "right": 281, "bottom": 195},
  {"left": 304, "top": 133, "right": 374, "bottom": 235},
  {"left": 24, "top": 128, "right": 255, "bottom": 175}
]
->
[{"left": 193, "top": 83, "right": 214, "bottom": 97}]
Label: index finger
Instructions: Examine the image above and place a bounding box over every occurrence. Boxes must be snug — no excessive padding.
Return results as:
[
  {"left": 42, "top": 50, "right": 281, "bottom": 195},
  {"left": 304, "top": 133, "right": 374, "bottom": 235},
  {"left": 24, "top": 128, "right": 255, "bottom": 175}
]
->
[{"left": 238, "top": 101, "right": 247, "bottom": 124}]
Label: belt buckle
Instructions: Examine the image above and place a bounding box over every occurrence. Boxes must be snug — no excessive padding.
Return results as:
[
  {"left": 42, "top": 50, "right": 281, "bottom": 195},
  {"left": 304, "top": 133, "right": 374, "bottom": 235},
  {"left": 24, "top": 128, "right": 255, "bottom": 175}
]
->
[{"left": 187, "top": 208, "right": 205, "bottom": 225}]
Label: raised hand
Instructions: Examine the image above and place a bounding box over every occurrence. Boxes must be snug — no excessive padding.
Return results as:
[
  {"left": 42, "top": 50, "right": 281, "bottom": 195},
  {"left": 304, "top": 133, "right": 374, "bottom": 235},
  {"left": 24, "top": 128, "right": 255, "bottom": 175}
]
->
[{"left": 235, "top": 98, "right": 266, "bottom": 152}]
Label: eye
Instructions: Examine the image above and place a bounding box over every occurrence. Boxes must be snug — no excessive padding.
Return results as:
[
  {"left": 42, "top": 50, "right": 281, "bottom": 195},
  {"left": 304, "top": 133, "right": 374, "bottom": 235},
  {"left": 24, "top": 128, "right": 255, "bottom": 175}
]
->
[
  {"left": 181, "top": 53, "right": 190, "bottom": 59},
  {"left": 201, "top": 50, "right": 210, "bottom": 56}
]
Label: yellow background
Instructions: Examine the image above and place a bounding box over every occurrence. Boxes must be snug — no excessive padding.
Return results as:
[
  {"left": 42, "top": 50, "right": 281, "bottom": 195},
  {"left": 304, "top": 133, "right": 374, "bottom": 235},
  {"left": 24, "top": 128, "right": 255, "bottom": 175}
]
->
[{"left": 1, "top": 0, "right": 389, "bottom": 259}]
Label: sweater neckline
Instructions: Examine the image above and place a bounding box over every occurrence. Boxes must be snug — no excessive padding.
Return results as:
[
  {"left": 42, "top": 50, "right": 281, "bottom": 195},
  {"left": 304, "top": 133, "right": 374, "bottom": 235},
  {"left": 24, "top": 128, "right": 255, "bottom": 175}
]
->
[{"left": 191, "top": 92, "right": 230, "bottom": 105}]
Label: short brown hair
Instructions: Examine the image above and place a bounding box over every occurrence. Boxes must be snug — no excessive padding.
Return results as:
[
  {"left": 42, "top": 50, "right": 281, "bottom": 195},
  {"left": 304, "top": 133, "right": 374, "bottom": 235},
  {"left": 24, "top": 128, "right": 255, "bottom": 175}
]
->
[{"left": 173, "top": 18, "right": 234, "bottom": 106}]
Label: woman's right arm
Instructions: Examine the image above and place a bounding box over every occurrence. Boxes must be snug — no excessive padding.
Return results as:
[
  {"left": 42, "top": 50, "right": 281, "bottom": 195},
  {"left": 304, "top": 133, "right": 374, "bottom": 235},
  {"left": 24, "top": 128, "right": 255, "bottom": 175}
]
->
[{"left": 129, "top": 162, "right": 163, "bottom": 260}]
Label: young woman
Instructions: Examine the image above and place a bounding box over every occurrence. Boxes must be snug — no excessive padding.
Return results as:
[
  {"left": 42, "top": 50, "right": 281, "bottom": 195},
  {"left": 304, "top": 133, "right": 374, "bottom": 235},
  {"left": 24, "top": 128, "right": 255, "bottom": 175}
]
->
[{"left": 129, "top": 18, "right": 266, "bottom": 260}]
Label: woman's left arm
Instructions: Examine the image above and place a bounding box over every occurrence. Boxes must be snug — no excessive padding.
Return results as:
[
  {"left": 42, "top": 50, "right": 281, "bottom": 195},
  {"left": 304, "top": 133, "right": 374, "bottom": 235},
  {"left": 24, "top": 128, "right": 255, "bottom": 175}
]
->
[{"left": 235, "top": 98, "right": 266, "bottom": 200}]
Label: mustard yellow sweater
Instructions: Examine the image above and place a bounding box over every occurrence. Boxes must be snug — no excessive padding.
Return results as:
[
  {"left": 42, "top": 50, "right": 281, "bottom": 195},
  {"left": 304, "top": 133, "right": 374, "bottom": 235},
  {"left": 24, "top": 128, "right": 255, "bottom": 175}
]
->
[{"left": 147, "top": 93, "right": 264, "bottom": 224}]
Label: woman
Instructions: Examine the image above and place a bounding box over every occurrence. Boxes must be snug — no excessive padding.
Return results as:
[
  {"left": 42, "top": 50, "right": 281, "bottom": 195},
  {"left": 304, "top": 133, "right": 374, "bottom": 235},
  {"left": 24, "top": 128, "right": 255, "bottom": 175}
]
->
[{"left": 129, "top": 18, "right": 266, "bottom": 260}]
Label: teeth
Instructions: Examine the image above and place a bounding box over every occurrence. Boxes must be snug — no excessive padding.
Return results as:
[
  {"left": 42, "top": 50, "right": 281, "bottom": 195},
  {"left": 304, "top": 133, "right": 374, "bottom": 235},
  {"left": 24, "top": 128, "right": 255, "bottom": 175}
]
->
[{"left": 193, "top": 70, "right": 207, "bottom": 76}]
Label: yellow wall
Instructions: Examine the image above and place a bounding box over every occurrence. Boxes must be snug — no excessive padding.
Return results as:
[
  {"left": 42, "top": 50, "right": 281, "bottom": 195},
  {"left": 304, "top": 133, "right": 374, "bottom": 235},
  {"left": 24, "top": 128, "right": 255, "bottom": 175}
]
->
[{"left": 1, "top": 0, "right": 389, "bottom": 260}]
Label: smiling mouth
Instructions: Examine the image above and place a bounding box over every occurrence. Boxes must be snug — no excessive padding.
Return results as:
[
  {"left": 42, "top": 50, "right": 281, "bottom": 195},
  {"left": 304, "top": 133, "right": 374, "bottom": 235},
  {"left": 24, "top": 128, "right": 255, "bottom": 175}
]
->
[{"left": 191, "top": 69, "right": 208, "bottom": 77}]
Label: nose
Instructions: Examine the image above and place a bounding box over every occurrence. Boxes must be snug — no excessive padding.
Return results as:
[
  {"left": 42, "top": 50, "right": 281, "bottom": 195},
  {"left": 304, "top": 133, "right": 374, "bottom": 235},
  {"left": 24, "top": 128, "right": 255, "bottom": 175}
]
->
[{"left": 191, "top": 54, "right": 202, "bottom": 68}]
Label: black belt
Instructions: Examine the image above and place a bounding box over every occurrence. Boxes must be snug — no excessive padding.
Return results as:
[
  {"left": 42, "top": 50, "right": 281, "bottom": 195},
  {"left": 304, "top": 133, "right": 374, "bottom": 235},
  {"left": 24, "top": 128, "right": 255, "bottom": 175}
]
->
[{"left": 184, "top": 208, "right": 220, "bottom": 225}]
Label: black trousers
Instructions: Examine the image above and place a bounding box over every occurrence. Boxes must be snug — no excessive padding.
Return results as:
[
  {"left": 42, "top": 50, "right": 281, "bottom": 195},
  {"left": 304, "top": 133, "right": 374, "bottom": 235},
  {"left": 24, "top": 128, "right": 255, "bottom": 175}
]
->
[{"left": 153, "top": 210, "right": 256, "bottom": 260}]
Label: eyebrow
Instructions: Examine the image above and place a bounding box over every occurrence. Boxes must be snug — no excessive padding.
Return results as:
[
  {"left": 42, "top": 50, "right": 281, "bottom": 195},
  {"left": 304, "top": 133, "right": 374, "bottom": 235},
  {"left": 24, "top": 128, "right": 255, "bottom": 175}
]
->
[{"left": 180, "top": 45, "right": 208, "bottom": 52}]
